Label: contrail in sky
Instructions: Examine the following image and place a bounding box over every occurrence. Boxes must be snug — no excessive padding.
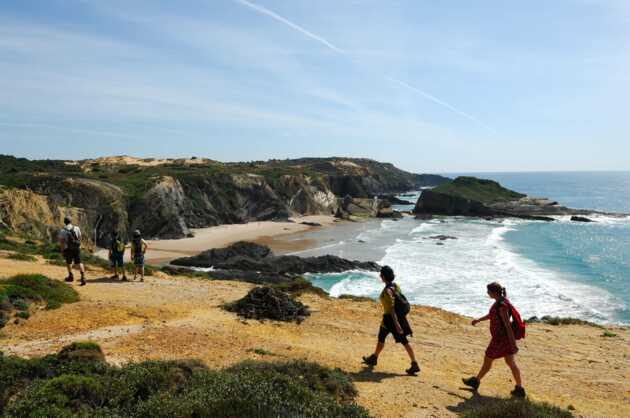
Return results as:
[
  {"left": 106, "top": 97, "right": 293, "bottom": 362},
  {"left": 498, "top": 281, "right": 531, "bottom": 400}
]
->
[
  {"left": 386, "top": 77, "right": 497, "bottom": 134},
  {"left": 235, "top": 0, "right": 495, "bottom": 133},
  {"left": 235, "top": 0, "right": 344, "bottom": 53}
]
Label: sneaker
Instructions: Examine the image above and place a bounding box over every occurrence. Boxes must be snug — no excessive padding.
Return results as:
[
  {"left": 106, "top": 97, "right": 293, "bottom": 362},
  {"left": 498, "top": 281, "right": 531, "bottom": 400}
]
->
[
  {"left": 406, "top": 361, "right": 420, "bottom": 376},
  {"left": 462, "top": 376, "right": 480, "bottom": 391},
  {"left": 511, "top": 385, "right": 526, "bottom": 398},
  {"left": 64, "top": 275, "right": 74, "bottom": 283},
  {"left": 362, "top": 354, "right": 378, "bottom": 367}
]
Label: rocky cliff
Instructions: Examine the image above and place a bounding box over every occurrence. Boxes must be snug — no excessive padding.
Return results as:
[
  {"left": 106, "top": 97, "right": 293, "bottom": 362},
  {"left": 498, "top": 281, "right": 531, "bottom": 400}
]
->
[
  {"left": 414, "top": 176, "right": 603, "bottom": 220},
  {"left": 0, "top": 155, "right": 446, "bottom": 245}
]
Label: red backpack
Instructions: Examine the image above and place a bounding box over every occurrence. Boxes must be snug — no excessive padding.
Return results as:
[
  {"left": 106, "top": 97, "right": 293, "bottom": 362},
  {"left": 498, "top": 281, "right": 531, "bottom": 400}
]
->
[
  {"left": 497, "top": 302, "right": 525, "bottom": 340},
  {"left": 508, "top": 303, "right": 526, "bottom": 340}
]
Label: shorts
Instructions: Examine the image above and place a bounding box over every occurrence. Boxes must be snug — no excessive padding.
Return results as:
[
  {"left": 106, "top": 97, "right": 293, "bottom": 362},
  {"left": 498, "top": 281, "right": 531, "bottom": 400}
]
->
[
  {"left": 378, "top": 314, "right": 413, "bottom": 345},
  {"left": 63, "top": 248, "right": 81, "bottom": 265},
  {"left": 110, "top": 253, "right": 124, "bottom": 268},
  {"left": 133, "top": 254, "right": 145, "bottom": 266}
]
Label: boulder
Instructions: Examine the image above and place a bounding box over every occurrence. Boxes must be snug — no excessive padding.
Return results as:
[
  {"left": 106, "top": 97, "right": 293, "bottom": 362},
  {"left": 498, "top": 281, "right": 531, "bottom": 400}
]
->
[
  {"left": 171, "top": 241, "right": 273, "bottom": 268},
  {"left": 571, "top": 216, "right": 595, "bottom": 223}
]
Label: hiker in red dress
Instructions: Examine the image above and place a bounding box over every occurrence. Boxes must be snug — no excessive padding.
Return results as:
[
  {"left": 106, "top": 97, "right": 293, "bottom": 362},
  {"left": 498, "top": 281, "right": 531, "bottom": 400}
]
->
[{"left": 462, "top": 282, "right": 526, "bottom": 398}]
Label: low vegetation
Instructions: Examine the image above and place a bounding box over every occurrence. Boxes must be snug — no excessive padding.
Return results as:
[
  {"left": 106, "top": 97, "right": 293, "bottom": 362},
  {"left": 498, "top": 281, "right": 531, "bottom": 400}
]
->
[
  {"left": 433, "top": 176, "right": 525, "bottom": 204},
  {"left": 0, "top": 274, "right": 79, "bottom": 328},
  {"left": 0, "top": 342, "right": 370, "bottom": 418},
  {"left": 601, "top": 331, "right": 617, "bottom": 338},
  {"left": 526, "top": 316, "right": 603, "bottom": 328},
  {"left": 460, "top": 398, "right": 574, "bottom": 418},
  {"left": 224, "top": 286, "right": 311, "bottom": 323}
]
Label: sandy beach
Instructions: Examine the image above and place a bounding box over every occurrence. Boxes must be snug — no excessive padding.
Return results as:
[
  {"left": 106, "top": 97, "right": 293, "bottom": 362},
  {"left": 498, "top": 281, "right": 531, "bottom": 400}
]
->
[{"left": 98, "top": 215, "right": 340, "bottom": 264}]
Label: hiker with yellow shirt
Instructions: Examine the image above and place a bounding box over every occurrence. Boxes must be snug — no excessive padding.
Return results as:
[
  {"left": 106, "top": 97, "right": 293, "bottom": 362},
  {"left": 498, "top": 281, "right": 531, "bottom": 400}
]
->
[{"left": 362, "top": 265, "right": 420, "bottom": 375}]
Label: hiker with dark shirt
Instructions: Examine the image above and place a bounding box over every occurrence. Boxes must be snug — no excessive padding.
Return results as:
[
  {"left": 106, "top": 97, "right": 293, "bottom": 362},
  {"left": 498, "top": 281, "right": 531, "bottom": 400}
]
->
[
  {"left": 130, "top": 230, "right": 148, "bottom": 282},
  {"left": 108, "top": 231, "right": 128, "bottom": 281},
  {"left": 362, "top": 266, "right": 420, "bottom": 375},
  {"left": 463, "top": 282, "right": 526, "bottom": 398},
  {"left": 58, "top": 217, "right": 86, "bottom": 286}
]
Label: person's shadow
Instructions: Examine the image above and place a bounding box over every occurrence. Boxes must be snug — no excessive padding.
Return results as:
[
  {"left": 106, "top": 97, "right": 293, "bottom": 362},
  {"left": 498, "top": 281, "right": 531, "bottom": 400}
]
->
[
  {"left": 87, "top": 276, "right": 131, "bottom": 284},
  {"left": 446, "top": 390, "right": 510, "bottom": 414},
  {"left": 349, "top": 366, "right": 408, "bottom": 383}
]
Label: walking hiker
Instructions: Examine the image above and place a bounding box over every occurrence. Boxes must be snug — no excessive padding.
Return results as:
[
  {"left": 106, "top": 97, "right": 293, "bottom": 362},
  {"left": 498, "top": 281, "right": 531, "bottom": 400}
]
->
[
  {"left": 58, "top": 216, "right": 86, "bottom": 286},
  {"left": 108, "top": 231, "right": 128, "bottom": 281},
  {"left": 362, "top": 266, "right": 420, "bottom": 375},
  {"left": 130, "top": 230, "right": 148, "bottom": 282},
  {"left": 462, "top": 282, "right": 526, "bottom": 398}
]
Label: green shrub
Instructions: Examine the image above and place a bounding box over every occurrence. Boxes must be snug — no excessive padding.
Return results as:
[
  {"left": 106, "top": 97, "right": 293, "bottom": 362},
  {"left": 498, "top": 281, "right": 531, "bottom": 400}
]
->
[
  {"left": 525, "top": 316, "right": 602, "bottom": 328},
  {"left": 339, "top": 294, "right": 373, "bottom": 302},
  {"left": 601, "top": 331, "right": 617, "bottom": 338},
  {"left": 6, "top": 253, "right": 38, "bottom": 262},
  {"left": 460, "top": 398, "right": 574, "bottom": 418},
  {"left": 0, "top": 275, "right": 79, "bottom": 328},
  {"left": 15, "top": 311, "right": 30, "bottom": 319},
  {"left": 0, "top": 344, "right": 370, "bottom": 418},
  {"left": 271, "top": 277, "right": 328, "bottom": 297}
]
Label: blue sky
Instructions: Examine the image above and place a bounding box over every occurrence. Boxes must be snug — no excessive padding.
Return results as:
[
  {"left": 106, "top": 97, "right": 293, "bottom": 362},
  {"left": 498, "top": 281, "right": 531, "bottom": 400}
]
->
[{"left": 1, "top": 0, "right": 629, "bottom": 173}]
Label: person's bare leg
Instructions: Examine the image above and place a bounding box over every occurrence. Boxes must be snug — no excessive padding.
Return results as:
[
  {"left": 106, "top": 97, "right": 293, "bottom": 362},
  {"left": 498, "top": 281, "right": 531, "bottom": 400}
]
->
[
  {"left": 140, "top": 266, "right": 145, "bottom": 282},
  {"left": 66, "top": 263, "right": 73, "bottom": 277},
  {"left": 505, "top": 355, "right": 522, "bottom": 386},
  {"left": 374, "top": 341, "right": 385, "bottom": 358},
  {"left": 476, "top": 356, "right": 494, "bottom": 381},
  {"left": 79, "top": 263, "right": 86, "bottom": 274},
  {"left": 403, "top": 344, "right": 417, "bottom": 363}
]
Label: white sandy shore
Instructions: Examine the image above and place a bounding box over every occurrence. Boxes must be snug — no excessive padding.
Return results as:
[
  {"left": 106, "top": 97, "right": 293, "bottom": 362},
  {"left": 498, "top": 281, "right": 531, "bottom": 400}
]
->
[{"left": 95, "top": 215, "right": 338, "bottom": 264}]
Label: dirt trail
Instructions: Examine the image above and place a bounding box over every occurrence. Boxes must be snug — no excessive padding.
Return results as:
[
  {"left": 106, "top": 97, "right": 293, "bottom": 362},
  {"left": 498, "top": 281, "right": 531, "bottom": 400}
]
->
[{"left": 1, "top": 257, "right": 628, "bottom": 418}]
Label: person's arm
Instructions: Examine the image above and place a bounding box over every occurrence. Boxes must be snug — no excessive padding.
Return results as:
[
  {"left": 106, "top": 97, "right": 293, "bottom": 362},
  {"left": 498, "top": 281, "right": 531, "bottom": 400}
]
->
[
  {"left": 386, "top": 288, "right": 404, "bottom": 335},
  {"left": 471, "top": 314, "right": 491, "bottom": 326},
  {"left": 499, "top": 305, "right": 518, "bottom": 351},
  {"left": 58, "top": 231, "right": 65, "bottom": 253},
  {"left": 142, "top": 239, "right": 148, "bottom": 254}
]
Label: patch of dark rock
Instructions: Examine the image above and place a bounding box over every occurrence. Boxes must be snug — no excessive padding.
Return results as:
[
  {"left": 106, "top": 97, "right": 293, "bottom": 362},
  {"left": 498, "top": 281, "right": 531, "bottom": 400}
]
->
[
  {"left": 171, "top": 241, "right": 274, "bottom": 267},
  {"left": 415, "top": 214, "right": 433, "bottom": 220},
  {"left": 224, "top": 287, "right": 310, "bottom": 323},
  {"left": 571, "top": 216, "right": 595, "bottom": 223},
  {"left": 428, "top": 235, "right": 458, "bottom": 241},
  {"left": 436, "top": 242, "right": 445, "bottom": 246},
  {"left": 300, "top": 222, "right": 322, "bottom": 227},
  {"left": 377, "top": 195, "right": 414, "bottom": 205}
]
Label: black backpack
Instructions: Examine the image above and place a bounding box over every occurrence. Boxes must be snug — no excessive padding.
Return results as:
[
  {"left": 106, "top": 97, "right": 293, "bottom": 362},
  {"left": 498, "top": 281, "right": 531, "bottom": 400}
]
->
[
  {"left": 66, "top": 228, "right": 81, "bottom": 250},
  {"left": 386, "top": 284, "right": 411, "bottom": 317}
]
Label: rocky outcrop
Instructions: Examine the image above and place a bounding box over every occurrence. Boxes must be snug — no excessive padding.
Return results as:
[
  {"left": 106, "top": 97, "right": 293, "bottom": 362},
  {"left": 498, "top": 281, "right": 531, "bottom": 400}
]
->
[
  {"left": 414, "top": 176, "right": 606, "bottom": 220},
  {"left": 129, "top": 176, "right": 192, "bottom": 239},
  {"left": 171, "top": 241, "right": 380, "bottom": 275},
  {"left": 571, "top": 216, "right": 595, "bottom": 223}
]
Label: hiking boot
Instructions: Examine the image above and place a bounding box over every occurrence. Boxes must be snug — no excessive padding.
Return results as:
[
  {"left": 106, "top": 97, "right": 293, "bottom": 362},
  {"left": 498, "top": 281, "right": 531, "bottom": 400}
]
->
[
  {"left": 511, "top": 385, "right": 526, "bottom": 398},
  {"left": 64, "top": 275, "right": 74, "bottom": 283},
  {"left": 79, "top": 274, "right": 86, "bottom": 286},
  {"left": 462, "top": 376, "right": 480, "bottom": 391},
  {"left": 406, "top": 361, "right": 420, "bottom": 376},
  {"left": 121, "top": 276, "right": 128, "bottom": 282},
  {"left": 362, "top": 354, "right": 378, "bottom": 367},
  {"left": 110, "top": 275, "right": 119, "bottom": 280}
]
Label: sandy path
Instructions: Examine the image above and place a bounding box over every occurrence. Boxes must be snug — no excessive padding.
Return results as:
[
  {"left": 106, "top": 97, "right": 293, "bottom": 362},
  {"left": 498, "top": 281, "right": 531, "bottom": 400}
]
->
[{"left": 1, "top": 257, "right": 628, "bottom": 418}]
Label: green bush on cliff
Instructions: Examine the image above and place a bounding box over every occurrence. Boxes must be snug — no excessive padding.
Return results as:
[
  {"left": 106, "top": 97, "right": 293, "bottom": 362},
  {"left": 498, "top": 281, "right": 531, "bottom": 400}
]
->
[
  {"left": 460, "top": 398, "right": 574, "bottom": 418},
  {"left": 0, "top": 275, "right": 79, "bottom": 328},
  {"left": 433, "top": 177, "right": 525, "bottom": 204},
  {"left": 0, "top": 343, "right": 370, "bottom": 418}
]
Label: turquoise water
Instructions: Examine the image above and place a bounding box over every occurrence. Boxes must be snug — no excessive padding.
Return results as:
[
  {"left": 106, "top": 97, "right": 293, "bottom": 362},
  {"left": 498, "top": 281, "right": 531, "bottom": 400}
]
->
[{"left": 304, "top": 172, "right": 630, "bottom": 325}]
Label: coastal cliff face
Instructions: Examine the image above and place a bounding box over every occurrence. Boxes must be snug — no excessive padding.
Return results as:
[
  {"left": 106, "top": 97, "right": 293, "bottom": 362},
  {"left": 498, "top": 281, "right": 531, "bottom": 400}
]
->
[{"left": 0, "top": 155, "right": 446, "bottom": 244}]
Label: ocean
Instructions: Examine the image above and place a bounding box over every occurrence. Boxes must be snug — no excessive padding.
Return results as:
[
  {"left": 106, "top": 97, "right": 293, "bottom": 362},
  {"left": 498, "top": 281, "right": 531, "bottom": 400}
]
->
[{"left": 297, "top": 172, "right": 630, "bottom": 325}]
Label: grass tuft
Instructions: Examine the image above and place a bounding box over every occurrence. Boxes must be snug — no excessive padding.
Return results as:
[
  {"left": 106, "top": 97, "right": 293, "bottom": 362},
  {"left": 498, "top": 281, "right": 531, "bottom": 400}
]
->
[{"left": 461, "top": 398, "right": 574, "bottom": 418}]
